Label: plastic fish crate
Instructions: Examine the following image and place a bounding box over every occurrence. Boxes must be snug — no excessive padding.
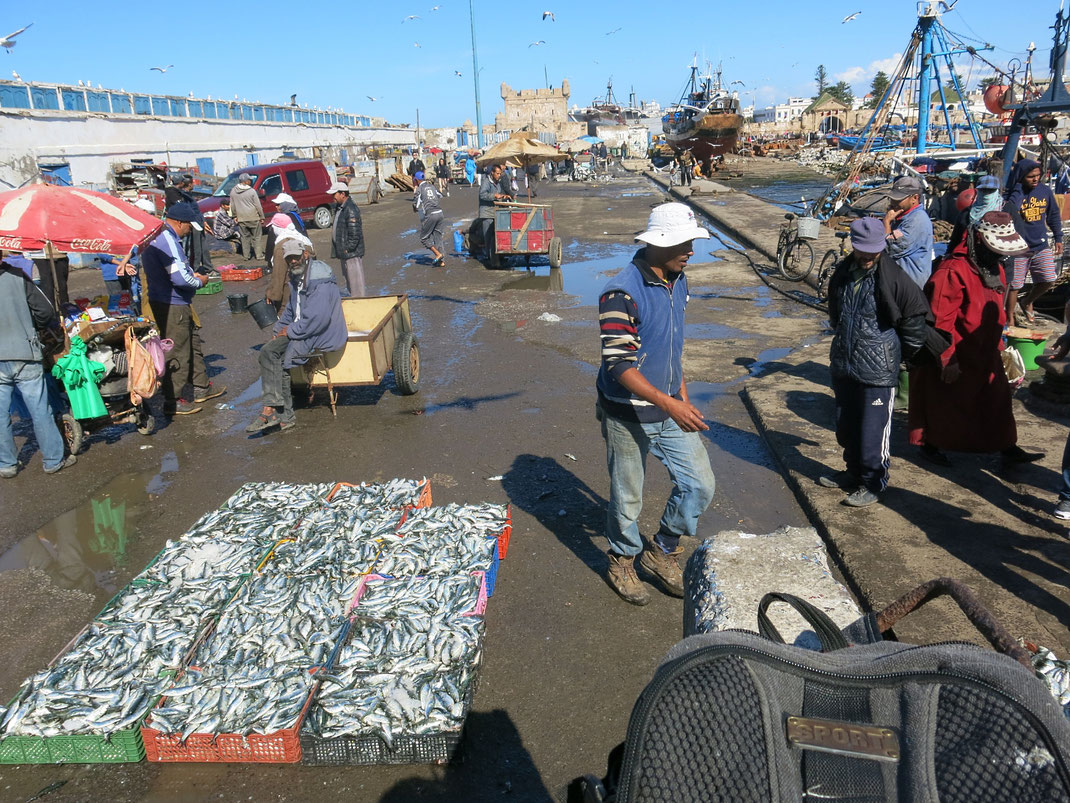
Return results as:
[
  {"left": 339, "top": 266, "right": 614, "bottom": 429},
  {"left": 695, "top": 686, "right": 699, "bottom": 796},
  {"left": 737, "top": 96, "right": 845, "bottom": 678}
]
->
[
  {"left": 195, "top": 279, "right": 223, "bottom": 295},
  {"left": 347, "top": 572, "right": 488, "bottom": 619},
  {"left": 219, "top": 266, "right": 262, "bottom": 281},
  {"left": 141, "top": 678, "right": 319, "bottom": 763},
  {"left": 494, "top": 506, "right": 512, "bottom": 560}
]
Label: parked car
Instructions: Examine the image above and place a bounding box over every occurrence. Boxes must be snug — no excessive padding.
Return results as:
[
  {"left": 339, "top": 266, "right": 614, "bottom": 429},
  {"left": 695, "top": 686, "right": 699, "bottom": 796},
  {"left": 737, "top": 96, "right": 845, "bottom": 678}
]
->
[{"left": 197, "top": 160, "right": 336, "bottom": 229}]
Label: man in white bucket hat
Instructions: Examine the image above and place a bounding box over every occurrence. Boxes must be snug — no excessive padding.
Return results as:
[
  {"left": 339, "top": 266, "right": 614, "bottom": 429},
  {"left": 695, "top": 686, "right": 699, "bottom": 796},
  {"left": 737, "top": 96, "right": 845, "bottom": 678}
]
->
[{"left": 595, "top": 202, "right": 717, "bottom": 605}]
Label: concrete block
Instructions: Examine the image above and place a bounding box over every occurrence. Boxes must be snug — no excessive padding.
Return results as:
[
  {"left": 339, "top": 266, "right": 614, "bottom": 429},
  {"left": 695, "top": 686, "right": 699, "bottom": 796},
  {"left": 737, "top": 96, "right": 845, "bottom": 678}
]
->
[
  {"left": 684, "top": 526, "right": 861, "bottom": 650},
  {"left": 689, "top": 179, "right": 733, "bottom": 195}
]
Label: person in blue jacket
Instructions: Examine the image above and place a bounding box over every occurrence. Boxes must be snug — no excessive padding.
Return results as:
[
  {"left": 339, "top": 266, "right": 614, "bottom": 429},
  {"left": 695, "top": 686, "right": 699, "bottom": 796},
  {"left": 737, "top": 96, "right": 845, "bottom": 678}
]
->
[
  {"left": 882, "top": 175, "right": 934, "bottom": 288},
  {"left": 1004, "top": 158, "right": 1064, "bottom": 325},
  {"left": 246, "top": 240, "right": 347, "bottom": 434}
]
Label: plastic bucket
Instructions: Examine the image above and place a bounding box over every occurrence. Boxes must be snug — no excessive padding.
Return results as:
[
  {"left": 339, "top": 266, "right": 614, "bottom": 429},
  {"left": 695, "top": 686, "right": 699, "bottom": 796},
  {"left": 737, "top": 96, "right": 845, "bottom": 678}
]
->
[
  {"left": 1006, "top": 335, "right": 1047, "bottom": 370},
  {"left": 453, "top": 230, "right": 465, "bottom": 253},
  {"left": 796, "top": 217, "right": 821, "bottom": 240},
  {"left": 247, "top": 298, "right": 278, "bottom": 329},
  {"left": 227, "top": 293, "right": 248, "bottom": 314}
]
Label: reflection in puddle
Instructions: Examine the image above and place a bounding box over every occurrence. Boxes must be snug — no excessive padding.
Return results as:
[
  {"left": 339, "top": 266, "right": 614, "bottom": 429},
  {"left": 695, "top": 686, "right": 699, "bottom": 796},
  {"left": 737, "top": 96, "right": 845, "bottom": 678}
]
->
[
  {"left": 0, "top": 452, "right": 181, "bottom": 599},
  {"left": 686, "top": 322, "right": 754, "bottom": 340},
  {"left": 502, "top": 269, "right": 563, "bottom": 293}
]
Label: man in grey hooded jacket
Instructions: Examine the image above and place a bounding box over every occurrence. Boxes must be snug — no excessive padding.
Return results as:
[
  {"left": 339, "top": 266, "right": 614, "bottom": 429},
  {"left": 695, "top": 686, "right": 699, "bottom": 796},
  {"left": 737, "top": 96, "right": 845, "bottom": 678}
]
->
[
  {"left": 229, "top": 174, "right": 265, "bottom": 261},
  {"left": 246, "top": 241, "right": 347, "bottom": 433}
]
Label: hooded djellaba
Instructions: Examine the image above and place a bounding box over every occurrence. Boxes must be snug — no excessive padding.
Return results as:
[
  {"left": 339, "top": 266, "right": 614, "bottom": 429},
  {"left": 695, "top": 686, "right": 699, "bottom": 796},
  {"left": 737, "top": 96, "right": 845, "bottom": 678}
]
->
[{"left": 908, "top": 211, "right": 1044, "bottom": 466}]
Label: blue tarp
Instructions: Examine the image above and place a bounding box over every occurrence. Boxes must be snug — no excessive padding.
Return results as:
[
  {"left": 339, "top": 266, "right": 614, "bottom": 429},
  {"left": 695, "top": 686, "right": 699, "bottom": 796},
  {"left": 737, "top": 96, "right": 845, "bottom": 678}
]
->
[{"left": 579, "top": 135, "right": 603, "bottom": 144}]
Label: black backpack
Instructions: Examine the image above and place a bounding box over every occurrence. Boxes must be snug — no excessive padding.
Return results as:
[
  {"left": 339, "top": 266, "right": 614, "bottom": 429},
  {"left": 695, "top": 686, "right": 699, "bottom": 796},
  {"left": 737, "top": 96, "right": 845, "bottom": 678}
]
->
[{"left": 574, "top": 579, "right": 1070, "bottom": 803}]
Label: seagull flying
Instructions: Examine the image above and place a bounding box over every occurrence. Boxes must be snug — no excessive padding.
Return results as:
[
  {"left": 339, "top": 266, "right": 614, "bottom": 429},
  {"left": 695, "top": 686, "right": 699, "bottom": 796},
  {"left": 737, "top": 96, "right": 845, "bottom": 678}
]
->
[
  {"left": 413, "top": 41, "right": 421, "bottom": 47},
  {"left": 367, "top": 95, "right": 380, "bottom": 102},
  {"left": 730, "top": 80, "right": 746, "bottom": 87},
  {"left": 605, "top": 27, "right": 621, "bottom": 35},
  {"left": 454, "top": 70, "right": 463, "bottom": 77},
  {"left": 150, "top": 64, "right": 174, "bottom": 73},
  {"left": 430, "top": 4, "right": 441, "bottom": 10},
  {"left": 542, "top": 11, "right": 555, "bottom": 21},
  {"left": 841, "top": 11, "right": 860, "bottom": 23},
  {"left": 1, "top": 23, "right": 33, "bottom": 52},
  {"left": 528, "top": 40, "right": 545, "bottom": 47},
  {"left": 403, "top": 15, "right": 421, "bottom": 22}
]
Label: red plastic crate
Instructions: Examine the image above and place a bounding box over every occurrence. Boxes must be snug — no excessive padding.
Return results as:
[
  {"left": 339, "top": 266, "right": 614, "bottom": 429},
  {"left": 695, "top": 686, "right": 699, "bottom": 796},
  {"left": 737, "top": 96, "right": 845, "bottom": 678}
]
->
[
  {"left": 141, "top": 680, "right": 318, "bottom": 763},
  {"left": 219, "top": 266, "right": 263, "bottom": 282},
  {"left": 495, "top": 506, "right": 512, "bottom": 560}
]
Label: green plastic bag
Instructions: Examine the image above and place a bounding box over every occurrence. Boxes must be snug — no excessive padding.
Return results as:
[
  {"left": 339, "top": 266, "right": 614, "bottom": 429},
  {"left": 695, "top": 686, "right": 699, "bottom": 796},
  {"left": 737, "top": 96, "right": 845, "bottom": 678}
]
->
[{"left": 52, "top": 335, "right": 108, "bottom": 420}]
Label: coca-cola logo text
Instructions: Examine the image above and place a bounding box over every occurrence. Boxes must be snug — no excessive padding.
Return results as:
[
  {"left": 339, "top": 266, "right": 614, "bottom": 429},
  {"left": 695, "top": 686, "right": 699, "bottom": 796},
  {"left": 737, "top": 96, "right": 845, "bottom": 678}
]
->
[{"left": 69, "top": 239, "right": 113, "bottom": 251}]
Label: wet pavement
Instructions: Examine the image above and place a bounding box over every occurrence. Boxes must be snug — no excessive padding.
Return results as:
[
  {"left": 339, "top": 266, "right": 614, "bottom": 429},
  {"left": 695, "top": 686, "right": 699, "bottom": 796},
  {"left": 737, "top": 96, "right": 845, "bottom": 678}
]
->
[{"left": 0, "top": 174, "right": 827, "bottom": 801}]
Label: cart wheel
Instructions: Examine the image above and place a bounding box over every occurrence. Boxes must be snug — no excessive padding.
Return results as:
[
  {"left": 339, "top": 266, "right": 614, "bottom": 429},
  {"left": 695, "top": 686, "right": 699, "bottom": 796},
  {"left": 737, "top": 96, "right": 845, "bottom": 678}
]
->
[
  {"left": 60, "top": 413, "right": 83, "bottom": 455},
  {"left": 548, "top": 237, "right": 563, "bottom": 269},
  {"left": 461, "top": 231, "right": 471, "bottom": 253},
  {"left": 487, "top": 241, "right": 502, "bottom": 269},
  {"left": 136, "top": 407, "right": 156, "bottom": 436},
  {"left": 392, "top": 332, "right": 420, "bottom": 395}
]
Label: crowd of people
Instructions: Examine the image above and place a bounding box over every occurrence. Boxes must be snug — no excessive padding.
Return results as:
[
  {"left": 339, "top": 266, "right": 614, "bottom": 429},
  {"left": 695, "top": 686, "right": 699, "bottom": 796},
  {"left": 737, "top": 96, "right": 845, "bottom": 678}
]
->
[{"left": 819, "top": 160, "right": 1061, "bottom": 510}]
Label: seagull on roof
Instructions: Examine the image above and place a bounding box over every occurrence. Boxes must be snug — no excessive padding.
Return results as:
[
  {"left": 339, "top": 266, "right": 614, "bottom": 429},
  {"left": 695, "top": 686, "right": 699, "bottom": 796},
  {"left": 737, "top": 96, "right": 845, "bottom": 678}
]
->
[
  {"left": 150, "top": 64, "right": 174, "bottom": 73},
  {"left": 403, "top": 14, "right": 420, "bottom": 22},
  {"left": 77, "top": 80, "right": 84, "bottom": 86},
  {"left": 12, "top": 70, "right": 21, "bottom": 80},
  {"left": 605, "top": 27, "right": 621, "bottom": 35},
  {"left": 1, "top": 23, "right": 33, "bottom": 52},
  {"left": 290, "top": 94, "right": 297, "bottom": 106},
  {"left": 542, "top": 11, "right": 555, "bottom": 21},
  {"left": 529, "top": 40, "right": 545, "bottom": 47},
  {"left": 841, "top": 11, "right": 860, "bottom": 23}
]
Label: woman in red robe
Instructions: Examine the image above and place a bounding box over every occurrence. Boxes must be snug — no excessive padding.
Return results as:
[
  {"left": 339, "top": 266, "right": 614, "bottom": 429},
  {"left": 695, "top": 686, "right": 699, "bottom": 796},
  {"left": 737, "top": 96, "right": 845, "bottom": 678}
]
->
[{"left": 909, "top": 211, "right": 1043, "bottom": 465}]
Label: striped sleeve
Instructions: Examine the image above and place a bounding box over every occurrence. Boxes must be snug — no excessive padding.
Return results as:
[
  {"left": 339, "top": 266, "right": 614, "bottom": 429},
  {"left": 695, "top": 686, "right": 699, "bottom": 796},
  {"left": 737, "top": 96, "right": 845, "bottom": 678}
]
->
[
  {"left": 160, "top": 229, "right": 201, "bottom": 289},
  {"left": 599, "top": 290, "right": 639, "bottom": 378}
]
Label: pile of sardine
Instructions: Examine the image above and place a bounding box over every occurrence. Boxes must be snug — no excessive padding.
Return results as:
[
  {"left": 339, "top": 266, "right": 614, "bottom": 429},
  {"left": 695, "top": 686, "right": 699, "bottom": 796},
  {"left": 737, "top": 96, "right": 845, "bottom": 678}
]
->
[
  {"left": 340, "top": 613, "right": 484, "bottom": 675},
  {"left": 397, "top": 503, "right": 508, "bottom": 539},
  {"left": 0, "top": 579, "right": 239, "bottom": 738},
  {"left": 194, "top": 574, "right": 357, "bottom": 670},
  {"left": 326, "top": 478, "right": 429, "bottom": 510},
  {"left": 221, "top": 482, "right": 333, "bottom": 513},
  {"left": 1031, "top": 645, "right": 1070, "bottom": 719},
  {"left": 353, "top": 574, "right": 484, "bottom": 620},
  {"left": 264, "top": 507, "right": 400, "bottom": 576},
  {"left": 683, "top": 542, "right": 729, "bottom": 635},
  {"left": 375, "top": 528, "right": 496, "bottom": 577},
  {"left": 148, "top": 666, "right": 316, "bottom": 738},
  {"left": 305, "top": 665, "right": 476, "bottom": 744}
]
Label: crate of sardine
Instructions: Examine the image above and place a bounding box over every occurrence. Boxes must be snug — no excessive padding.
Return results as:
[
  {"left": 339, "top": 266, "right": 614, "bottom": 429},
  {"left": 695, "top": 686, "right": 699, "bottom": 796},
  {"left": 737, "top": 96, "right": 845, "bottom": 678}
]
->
[
  {"left": 300, "top": 662, "right": 478, "bottom": 765},
  {"left": 375, "top": 524, "right": 501, "bottom": 596},
  {"left": 325, "top": 477, "right": 432, "bottom": 511},
  {"left": 348, "top": 572, "right": 487, "bottom": 620},
  {"left": 220, "top": 482, "right": 334, "bottom": 514},
  {"left": 142, "top": 667, "right": 321, "bottom": 763},
  {"left": 257, "top": 507, "right": 401, "bottom": 576},
  {"left": 0, "top": 584, "right": 217, "bottom": 765},
  {"left": 398, "top": 503, "right": 512, "bottom": 560}
]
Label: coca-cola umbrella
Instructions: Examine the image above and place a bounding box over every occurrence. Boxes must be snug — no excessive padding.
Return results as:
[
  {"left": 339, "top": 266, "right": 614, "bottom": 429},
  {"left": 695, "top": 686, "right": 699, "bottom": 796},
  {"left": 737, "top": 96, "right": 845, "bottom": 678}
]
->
[{"left": 0, "top": 183, "right": 165, "bottom": 306}]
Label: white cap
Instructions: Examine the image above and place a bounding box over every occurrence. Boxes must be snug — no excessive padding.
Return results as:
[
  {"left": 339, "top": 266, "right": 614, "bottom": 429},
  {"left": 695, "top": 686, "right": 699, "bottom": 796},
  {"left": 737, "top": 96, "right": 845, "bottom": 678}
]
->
[
  {"left": 634, "top": 203, "right": 710, "bottom": 247},
  {"left": 189, "top": 220, "right": 202, "bottom": 232},
  {"left": 133, "top": 198, "right": 157, "bottom": 214},
  {"left": 328, "top": 181, "right": 350, "bottom": 194},
  {"left": 273, "top": 193, "right": 295, "bottom": 205}
]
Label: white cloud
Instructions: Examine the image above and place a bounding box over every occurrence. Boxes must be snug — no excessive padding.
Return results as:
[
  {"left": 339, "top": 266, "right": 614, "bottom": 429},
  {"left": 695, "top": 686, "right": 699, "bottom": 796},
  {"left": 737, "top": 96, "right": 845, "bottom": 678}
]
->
[{"left": 834, "top": 53, "right": 903, "bottom": 91}]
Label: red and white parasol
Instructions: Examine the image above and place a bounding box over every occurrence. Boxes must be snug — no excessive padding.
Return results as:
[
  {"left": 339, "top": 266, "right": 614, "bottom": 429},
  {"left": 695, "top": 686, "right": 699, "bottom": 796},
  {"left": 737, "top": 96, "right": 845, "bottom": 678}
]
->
[{"left": 0, "top": 183, "right": 164, "bottom": 255}]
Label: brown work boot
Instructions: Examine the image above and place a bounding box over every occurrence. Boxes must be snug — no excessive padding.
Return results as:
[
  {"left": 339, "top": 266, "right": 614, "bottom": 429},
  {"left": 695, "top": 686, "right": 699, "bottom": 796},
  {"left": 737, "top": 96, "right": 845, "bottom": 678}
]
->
[
  {"left": 638, "top": 537, "right": 685, "bottom": 597},
  {"left": 606, "top": 552, "right": 650, "bottom": 606}
]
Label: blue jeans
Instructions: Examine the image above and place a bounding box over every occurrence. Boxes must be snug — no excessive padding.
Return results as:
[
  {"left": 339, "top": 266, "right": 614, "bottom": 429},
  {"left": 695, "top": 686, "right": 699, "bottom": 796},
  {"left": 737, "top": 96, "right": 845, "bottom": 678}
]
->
[
  {"left": 1, "top": 360, "right": 66, "bottom": 471},
  {"left": 600, "top": 407, "right": 716, "bottom": 557}
]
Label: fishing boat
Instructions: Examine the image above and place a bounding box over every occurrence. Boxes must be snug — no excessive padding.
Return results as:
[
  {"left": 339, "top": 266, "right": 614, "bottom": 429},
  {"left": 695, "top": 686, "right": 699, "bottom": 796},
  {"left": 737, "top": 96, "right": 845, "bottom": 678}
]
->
[
  {"left": 571, "top": 78, "right": 627, "bottom": 132},
  {"left": 662, "top": 63, "right": 744, "bottom": 160}
]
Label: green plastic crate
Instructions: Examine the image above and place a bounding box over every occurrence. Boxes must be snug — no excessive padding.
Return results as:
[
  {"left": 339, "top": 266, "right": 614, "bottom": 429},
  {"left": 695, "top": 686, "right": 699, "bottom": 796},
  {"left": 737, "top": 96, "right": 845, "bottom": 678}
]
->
[
  {"left": 195, "top": 279, "right": 223, "bottom": 295},
  {"left": 0, "top": 724, "right": 146, "bottom": 764}
]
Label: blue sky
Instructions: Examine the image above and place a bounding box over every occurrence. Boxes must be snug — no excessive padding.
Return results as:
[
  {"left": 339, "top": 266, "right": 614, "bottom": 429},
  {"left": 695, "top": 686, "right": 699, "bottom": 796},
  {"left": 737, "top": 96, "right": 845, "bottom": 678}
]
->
[{"left": 1, "top": 2, "right": 1060, "bottom": 126}]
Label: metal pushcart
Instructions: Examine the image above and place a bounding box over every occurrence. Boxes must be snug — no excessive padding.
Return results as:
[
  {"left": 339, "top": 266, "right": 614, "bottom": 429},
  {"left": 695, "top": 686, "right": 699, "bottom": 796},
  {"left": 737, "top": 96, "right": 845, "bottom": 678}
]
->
[{"left": 487, "top": 201, "right": 563, "bottom": 269}]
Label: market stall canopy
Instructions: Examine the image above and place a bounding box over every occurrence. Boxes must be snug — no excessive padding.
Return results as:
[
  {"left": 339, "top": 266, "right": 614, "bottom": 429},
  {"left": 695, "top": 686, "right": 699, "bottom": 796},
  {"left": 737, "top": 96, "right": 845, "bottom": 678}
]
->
[
  {"left": 475, "top": 133, "right": 565, "bottom": 168},
  {"left": 579, "top": 135, "right": 604, "bottom": 144},
  {"left": 0, "top": 183, "right": 165, "bottom": 254},
  {"left": 563, "top": 139, "right": 595, "bottom": 153}
]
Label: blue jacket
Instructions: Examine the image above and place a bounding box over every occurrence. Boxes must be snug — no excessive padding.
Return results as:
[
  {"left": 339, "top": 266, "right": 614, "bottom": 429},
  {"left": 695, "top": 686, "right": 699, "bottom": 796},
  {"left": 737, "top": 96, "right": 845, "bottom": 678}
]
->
[
  {"left": 141, "top": 225, "right": 202, "bottom": 305},
  {"left": 274, "top": 259, "right": 347, "bottom": 368},
  {"left": 596, "top": 250, "right": 687, "bottom": 422},
  {"left": 1005, "top": 182, "right": 1062, "bottom": 251},
  {"left": 886, "top": 204, "right": 934, "bottom": 288}
]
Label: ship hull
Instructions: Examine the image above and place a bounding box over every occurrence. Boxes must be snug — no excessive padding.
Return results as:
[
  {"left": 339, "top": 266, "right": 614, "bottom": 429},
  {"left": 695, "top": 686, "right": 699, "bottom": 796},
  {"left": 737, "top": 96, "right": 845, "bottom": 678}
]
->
[{"left": 664, "top": 113, "right": 743, "bottom": 160}]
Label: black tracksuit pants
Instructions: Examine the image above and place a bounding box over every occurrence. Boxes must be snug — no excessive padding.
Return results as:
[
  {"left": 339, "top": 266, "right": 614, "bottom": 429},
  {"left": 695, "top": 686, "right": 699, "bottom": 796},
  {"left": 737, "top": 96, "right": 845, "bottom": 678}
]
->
[{"left": 831, "top": 376, "right": 895, "bottom": 493}]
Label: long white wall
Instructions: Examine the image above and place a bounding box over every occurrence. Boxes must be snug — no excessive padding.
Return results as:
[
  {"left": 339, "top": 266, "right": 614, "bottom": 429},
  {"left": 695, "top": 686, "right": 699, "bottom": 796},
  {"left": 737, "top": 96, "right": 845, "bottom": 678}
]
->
[{"left": 0, "top": 109, "right": 418, "bottom": 189}]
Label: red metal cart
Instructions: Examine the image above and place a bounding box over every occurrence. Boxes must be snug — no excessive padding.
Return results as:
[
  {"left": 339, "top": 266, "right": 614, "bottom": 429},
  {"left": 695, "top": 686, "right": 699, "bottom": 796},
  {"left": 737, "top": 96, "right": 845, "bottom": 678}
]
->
[{"left": 490, "top": 201, "right": 563, "bottom": 269}]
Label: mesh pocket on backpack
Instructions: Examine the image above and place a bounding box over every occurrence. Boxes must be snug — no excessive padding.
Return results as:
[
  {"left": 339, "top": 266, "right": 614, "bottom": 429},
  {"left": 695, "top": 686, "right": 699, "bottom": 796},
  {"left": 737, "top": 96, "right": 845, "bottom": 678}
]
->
[
  {"left": 635, "top": 656, "right": 770, "bottom": 803},
  {"left": 934, "top": 684, "right": 1070, "bottom": 803}
]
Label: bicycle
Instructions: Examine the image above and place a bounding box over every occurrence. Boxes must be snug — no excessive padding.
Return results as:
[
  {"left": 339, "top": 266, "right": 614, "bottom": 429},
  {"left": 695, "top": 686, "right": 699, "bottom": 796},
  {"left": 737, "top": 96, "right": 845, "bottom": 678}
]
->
[
  {"left": 816, "top": 230, "right": 851, "bottom": 301},
  {"left": 775, "top": 213, "right": 815, "bottom": 281}
]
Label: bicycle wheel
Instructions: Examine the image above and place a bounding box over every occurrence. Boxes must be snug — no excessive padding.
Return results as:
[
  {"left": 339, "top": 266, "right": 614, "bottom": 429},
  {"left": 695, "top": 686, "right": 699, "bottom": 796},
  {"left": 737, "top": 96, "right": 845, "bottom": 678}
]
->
[
  {"left": 817, "top": 250, "right": 839, "bottom": 300},
  {"left": 777, "top": 238, "right": 815, "bottom": 281}
]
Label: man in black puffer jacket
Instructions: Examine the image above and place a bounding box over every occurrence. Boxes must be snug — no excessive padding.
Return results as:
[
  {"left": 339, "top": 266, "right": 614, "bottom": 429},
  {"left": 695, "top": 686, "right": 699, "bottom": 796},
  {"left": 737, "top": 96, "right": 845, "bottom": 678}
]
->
[
  {"left": 329, "top": 180, "right": 365, "bottom": 296},
  {"left": 819, "top": 217, "right": 929, "bottom": 508}
]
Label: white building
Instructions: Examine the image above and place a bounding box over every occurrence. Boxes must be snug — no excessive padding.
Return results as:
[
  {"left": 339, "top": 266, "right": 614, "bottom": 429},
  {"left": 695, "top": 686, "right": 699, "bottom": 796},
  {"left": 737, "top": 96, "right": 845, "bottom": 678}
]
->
[
  {"left": 752, "top": 96, "right": 809, "bottom": 125},
  {"left": 0, "top": 80, "right": 417, "bottom": 189}
]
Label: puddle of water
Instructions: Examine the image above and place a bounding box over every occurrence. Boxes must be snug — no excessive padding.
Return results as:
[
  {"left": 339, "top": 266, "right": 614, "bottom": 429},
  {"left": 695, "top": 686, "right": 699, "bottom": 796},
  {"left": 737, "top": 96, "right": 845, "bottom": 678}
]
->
[
  {"left": 232, "top": 378, "right": 263, "bottom": 407},
  {"left": 621, "top": 191, "right": 654, "bottom": 198},
  {"left": 746, "top": 179, "right": 830, "bottom": 212},
  {"left": 686, "top": 322, "right": 755, "bottom": 340},
  {"left": 521, "top": 407, "right": 541, "bottom": 414},
  {"left": 502, "top": 269, "right": 564, "bottom": 293},
  {"left": 399, "top": 228, "right": 418, "bottom": 237},
  {"left": 0, "top": 452, "right": 181, "bottom": 599}
]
